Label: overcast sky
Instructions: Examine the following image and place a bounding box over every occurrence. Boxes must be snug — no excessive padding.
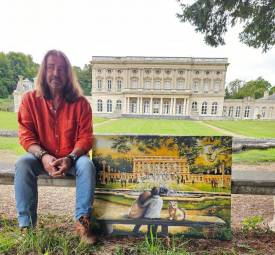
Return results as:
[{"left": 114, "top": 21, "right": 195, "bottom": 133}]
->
[{"left": 1, "top": 0, "right": 274, "bottom": 86}]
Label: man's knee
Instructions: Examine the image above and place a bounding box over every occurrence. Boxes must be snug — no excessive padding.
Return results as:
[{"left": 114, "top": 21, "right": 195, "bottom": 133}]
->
[
  {"left": 75, "top": 156, "right": 95, "bottom": 177},
  {"left": 15, "top": 154, "right": 39, "bottom": 177}
]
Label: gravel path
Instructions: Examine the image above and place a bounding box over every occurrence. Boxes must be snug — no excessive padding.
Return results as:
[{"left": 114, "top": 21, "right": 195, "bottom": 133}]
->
[{"left": 0, "top": 185, "right": 274, "bottom": 229}]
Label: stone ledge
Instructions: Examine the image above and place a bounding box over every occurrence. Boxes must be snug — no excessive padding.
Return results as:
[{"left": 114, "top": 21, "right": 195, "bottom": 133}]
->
[{"left": 1, "top": 171, "right": 275, "bottom": 195}]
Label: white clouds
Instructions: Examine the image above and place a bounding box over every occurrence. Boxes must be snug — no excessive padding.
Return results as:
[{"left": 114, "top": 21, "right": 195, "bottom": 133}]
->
[{"left": 0, "top": 0, "right": 274, "bottom": 85}]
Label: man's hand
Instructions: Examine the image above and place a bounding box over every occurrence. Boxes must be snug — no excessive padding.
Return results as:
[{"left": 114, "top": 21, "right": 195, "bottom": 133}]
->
[
  {"left": 50, "top": 157, "right": 72, "bottom": 178},
  {"left": 41, "top": 154, "right": 58, "bottom": 176}
]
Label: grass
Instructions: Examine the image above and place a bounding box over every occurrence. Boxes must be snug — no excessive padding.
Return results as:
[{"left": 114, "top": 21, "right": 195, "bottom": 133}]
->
[
  {"left": 1, "top": 215, "right": 274, "bottom": 254},
  {"left": 0, "top": 98, "right": 13, "bottom": 111},
  {"left": 206, "top": 120, "right": 275, "bottom": 138},
  {"left": 233, "top": 148, "right": 275, "bottom": 164},
  {"left": 0, "top": 111, "right": 17, "bottom": 130},
  {"left": 94, "top": 118, "right": 222, "bottom": 135},
  {"left": 0, "top": 137, "right": 24, "bottom": 155}
]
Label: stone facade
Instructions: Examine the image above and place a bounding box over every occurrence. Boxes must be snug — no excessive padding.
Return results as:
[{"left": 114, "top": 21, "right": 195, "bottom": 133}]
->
[
  {"left": 13, "top": 76, "right": 35, "bottom": 112},
  {"left": 90, "top": 56, "right": 228, "bottom": 119}
]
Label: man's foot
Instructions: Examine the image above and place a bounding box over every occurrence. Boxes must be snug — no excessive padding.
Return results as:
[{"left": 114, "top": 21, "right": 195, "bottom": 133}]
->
[{"left": 75, "top": 216, "right": 97, "bottom": 244}]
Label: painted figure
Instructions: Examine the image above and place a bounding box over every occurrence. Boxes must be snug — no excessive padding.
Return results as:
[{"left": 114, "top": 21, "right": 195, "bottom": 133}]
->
[{"left": 168, "top": 201, "right": 186, "bottom": 221}]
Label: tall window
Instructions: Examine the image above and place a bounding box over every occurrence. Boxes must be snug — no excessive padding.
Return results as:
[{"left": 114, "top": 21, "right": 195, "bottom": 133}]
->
[
  {"left": 176, "top": 80, "right": 184, "bottom": 90},
  {"left": 214, "top": 81, "right": 220, "bottom": 92},
  {"left": 153, "top": 99, "right": 160, "bottom": 114},
  {"left": 235, "top": 106, "right": 241, "bottom": 117},
  {"left": 176, "top": 100, "right": 184, "bottom": 114},
  {"left": 211, "top": 102, "right": 218, "bottom": 115},
  {"left": 97, "top": 99, "right": 103, "bottom": 112},
  {"left": 164, "top": 80, "right": 171, "bottom": 90},
  {"left": 244, "top": 106, "right": 250, "bottom": 118},
  {"left": 117, "top": 80, "right": 122, "bottom": 92},
  {"left": 116, "top": 100, "right": 122, "bottom": 111},
  {"left": 143, "top": 99, "right": 150, "bottom": 114},
  {"left": 107, "top": 80, "right": 112, "bottom": 91},
  {"left": 262, "top": 107, "right": 266, "bottom": 118},
  {"left": 193, "top": 80, "right": 199, "bottom": 92},
  {"left": 97, "top": 80, "right": 102, "bottom": 91},
  {"left": 192, "top": 101, "right": 198, "bottom": 111},
  {"left": 144, "top": 80, "right": 151, "bottom": 90},
  {"left": 107, "top": 100, "right": 112, "bottom": 112},
  {"left": 163, "top": 100, "right": 170, "bottom": 114},
  {"left": 228, "top": 106, "right": 234, "bottom": 117},
  {"left": 223, "top": 106, "right": 227, "bottom": 116},
  {"left": 203, "top": 80, "right": 209, "bottom": 93},
  {"left": 129, "top": 99, "right": 137, "bottom": 113},
  {"left": 154, "top": 80, "right": 161, "bottom": 90},
  {"left": 131, "top": 79, "right": 138, "bottom": 89},
  {"left": 201, "top": 102, "right": 207, "bottom": 115}
]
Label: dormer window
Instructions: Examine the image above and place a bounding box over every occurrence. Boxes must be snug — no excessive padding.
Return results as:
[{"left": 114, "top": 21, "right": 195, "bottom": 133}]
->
[
  {"left": 178, "top": 70, "right": 184, "bottom": 75},
  {"left": 195, "top": 71, "right": 200, "bottom": 75},
  {"left": 117, "top": 69, "right": 122, "bottom": 74}
]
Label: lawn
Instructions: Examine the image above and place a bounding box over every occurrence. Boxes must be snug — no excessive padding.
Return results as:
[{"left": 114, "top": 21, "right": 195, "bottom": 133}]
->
[
  {"left": 233, "top": 148, "right": 275, "bottom": 164},
  {"left": 206, "top": 120, "right": 275, "bottom": 138},
  {"left": 0, "top": 137, "right": 24, "bottom": 155},
  {"left": 0, "top": 98, "right": 13, "bottom": 111},
  {"left": 94, "top": 118, "right": 222, "bottom": 136},
  {"left": 0, "top": 111, "right": 108, "bottom": 131}
]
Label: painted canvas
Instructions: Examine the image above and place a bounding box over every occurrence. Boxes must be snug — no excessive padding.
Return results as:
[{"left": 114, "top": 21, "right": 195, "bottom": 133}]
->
[{"left": 92, "top": 135, "right": 232, "bottom": 239}]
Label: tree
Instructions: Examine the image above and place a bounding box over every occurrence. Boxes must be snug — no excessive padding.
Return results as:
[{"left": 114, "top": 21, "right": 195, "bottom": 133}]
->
[
  {"left": 0, "top": 53, "right": 12, "bottom": 98},
  {"left": 177, "top": 0, "right": 275, "bottom": 52},
  {"left": 226, "top": 79, "right": 245, "bottom": 98},
  {"left": 73, "top": 64, "right": 92, "bottom": 96},
  {"left": 229, "top": 77, "right": 272, "bottom": 99},
  {"left": 269, "top": 86, "right": 275, "bottom": 95}
]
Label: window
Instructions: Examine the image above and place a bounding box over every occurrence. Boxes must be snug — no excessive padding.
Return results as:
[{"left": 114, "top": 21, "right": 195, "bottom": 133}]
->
[
  {"left": 107, "top": 80, "right": 112, "bottom": 91},
  {"left": 116, "top": 100, "right": 122, "bottom": 111},
  {"left": 216, "top": 71, "right": 221, "bottom": 75},
  {"left": 132, "top": 69, "right": 138, "bottom": 74},
  {"left": 201, "top": 102, "right": 207, "bottom": 115},
  {"left": 107, "top": 69, "right": 112, "bottom": 74},
  {"left": 165, "top": 70, "right": 171, "bottom": 75},
  {"left": 195, "top": 70, "right": 199, "bottom": 75},
  {"left": 205, "top": 71, "right": 210, "bottom": 75},
  {"left": 117, "top": 80, "right": 122, "bottom": 92},
  {"left": 97, "top": 80, "right": 102, "bottom": 91},
  {"left": 145, "top": 69, "right": 151, "bottom": 74},
  {"left": 176, "top": 100, "right": 184, "bottom": 114},
  {"left": 214, "top": 81, "right": 220, "bottom": 92},
  {"left": 262, "top": 107, "right": 266, "bottom": 118},
  {"left": 245, "top": 106, "right": 251, "bottom": 118},
  {"left": 223, "top": 106, "right": 227, "bottom": 116},
  {"left": 203, "top": 80, "right": 209, "bottom": 92},
  {"left": 228, "top": 106, "right": 234, "bottom": 117},
  {"left": 97, "top": 69, "right": 101, "bottom": 74},
  {"left": 143, "top": 99, "right": 150, "bottom": 114},
  {"left": 155, "top": 69, "right": 161, "bottom": 74},
  {"left": 97, "top": 99, "right": 103, "bottom": 112},
  {"left": 176, "top": 80, "right": 184, "bottom": 90},
  {"left": 129, "top": 99, "right": 137, "bottom": 113},
  {"left": 235, "top": 106, "right": 241, "bottom": 117},
  {"left": 164, "top": 80, "right": 171, "bottom": 90},
  {"left": 163, "top": 100, "right": 170, "bottom": 114},
  {"left": 131, "top": 79, "right": 138, "bottom": 89},
  {"left": 144, "top": 80, "right": 151, "bottom": 90},
  {"left": 117, "top": 69, "right": 122, "bottom": 74},
  {"left": 153, "top": 99, "right": 160, "bottom": 114},
  {"left": 107, "top": 100, "right": 112, "bottom": 112},
  {"left": 178, "top": 70, "right": 184, "bottom": 75},
  {"left": 193, "top": 80, "right": 199, "bottom": 92},
  {"left": 154, "top": 80, "right": 161, "bottom": 90},
  {"left": 211, "top": 102, "right": 218, "bottom": 115},
  {"left": 192, "top": 101, "right": 197, "bottom": 111}
]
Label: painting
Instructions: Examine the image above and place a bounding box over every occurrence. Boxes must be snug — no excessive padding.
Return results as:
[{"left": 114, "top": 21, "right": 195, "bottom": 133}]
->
[{"left": 92, "top": 135, "right": 232, "bottom": 239}]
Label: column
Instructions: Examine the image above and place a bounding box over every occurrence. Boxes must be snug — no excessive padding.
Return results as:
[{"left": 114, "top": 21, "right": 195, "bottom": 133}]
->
[
  {"left": 160, "top": 98, "right": 163, "bottom": 115},
  {"left": 124, "top": 97, "right": 128, "bottom": 114},
  {"left": 150, "top": 97, "right": 153, "bottom": 115},
  {"left": 173, "top": 98, "right": 177, "bottom": 115},
  {"left": 185, "top": 98, "right": 189, "bottom": 116},
  {"left": 138, "top": 97, "right": 142, "bottom": 115}
]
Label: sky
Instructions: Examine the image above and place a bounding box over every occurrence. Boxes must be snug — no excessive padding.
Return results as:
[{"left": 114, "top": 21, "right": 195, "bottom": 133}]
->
[{"left": 1, "top": 0, "right": 274, "bottom": 86}]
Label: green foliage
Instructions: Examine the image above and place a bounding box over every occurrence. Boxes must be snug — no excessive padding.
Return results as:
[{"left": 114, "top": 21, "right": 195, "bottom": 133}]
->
[
  {"left": 73, "top": 64, "right": 92, "bottom": 96},
  {"left": 0, "top": 51, "right": 38, "bottom": 98},
  {"left": 269, "top": 86, "right": 275, "bottom": 95},
  {"left": 0, "top": 97, "right": 13, "bottom": 111},
  {"left": 177, "top": 0, "right": 275, "bottom": 52},
  {"left": 241, "top": 215, "right": 264, "bottom": 234},
  {"left": 226, "top": 77, "right": 272, "bottom": 99}
]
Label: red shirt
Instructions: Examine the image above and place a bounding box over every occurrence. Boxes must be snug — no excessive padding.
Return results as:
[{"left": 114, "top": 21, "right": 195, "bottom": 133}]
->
[{"left": 18, "top": 91, "right": 93, "bottom": 158}]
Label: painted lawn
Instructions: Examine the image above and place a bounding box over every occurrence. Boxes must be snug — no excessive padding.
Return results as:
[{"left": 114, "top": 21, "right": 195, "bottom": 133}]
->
[
  {"left": 94, "top": 118, "right": 222, "bottom": 135},
  {"left": 206, "top": 120, "right": 275, "bottom": 138}
]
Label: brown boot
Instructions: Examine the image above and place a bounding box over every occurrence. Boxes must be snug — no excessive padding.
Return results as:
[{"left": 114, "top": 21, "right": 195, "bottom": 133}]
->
[{"left": 75, "top": 215, "right": 97, "bottom": 244}]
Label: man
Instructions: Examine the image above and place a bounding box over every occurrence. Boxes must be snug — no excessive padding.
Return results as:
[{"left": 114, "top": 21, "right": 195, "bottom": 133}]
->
[{"left": 14, "top": 49, "right": 96, "bottom": 244}]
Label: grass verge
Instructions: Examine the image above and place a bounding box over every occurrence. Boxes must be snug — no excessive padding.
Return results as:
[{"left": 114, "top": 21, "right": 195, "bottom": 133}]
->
[{"left": 233, "top": 148, "right": 275, "bottom": 164}]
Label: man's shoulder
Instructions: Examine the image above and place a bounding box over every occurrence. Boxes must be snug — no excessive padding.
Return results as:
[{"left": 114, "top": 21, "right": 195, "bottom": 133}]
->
[{"left": 22, "top": 90, "right": 41, "bottom": 103}]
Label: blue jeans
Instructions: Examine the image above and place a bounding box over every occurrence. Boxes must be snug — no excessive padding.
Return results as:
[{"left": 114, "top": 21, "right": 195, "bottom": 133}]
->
[{"left": 14, "top": 153, "right": 95, "bottom": 228}]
